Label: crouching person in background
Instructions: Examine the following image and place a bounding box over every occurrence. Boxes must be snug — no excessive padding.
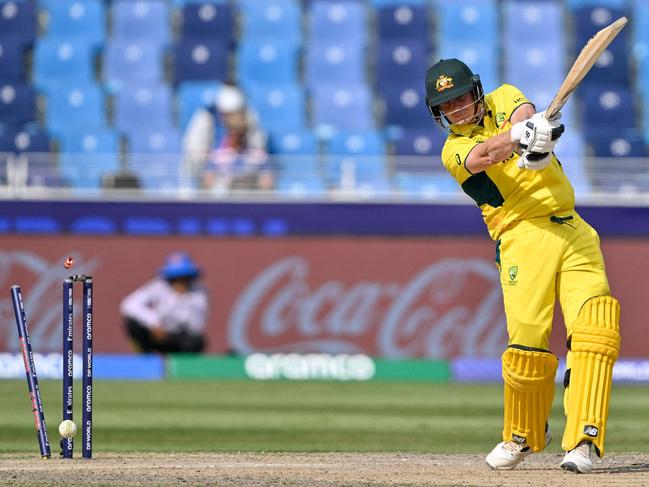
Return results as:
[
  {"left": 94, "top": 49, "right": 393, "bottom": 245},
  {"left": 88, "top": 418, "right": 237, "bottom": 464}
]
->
[{"left": 121, "top": 252, "right": 209, "bottom": 353}]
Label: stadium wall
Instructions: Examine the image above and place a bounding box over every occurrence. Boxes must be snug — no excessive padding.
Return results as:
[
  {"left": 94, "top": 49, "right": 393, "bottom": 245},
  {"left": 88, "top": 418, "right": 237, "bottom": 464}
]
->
[{"left": 0, "top": 200, "right": 648, "bottom": 359}]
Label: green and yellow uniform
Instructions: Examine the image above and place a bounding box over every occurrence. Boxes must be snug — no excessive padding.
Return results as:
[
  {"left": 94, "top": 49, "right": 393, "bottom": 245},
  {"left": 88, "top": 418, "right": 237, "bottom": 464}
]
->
[{"left": 440, "top": 84, "right": 619, "bottom": 456}]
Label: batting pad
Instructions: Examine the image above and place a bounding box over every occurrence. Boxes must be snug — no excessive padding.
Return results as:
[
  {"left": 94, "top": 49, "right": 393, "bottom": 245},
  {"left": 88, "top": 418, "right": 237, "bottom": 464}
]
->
[
  {"left": 502, "top": 347, "right": 558, "bottom": 451},
  {"left": 562, "top": 296, "right": 620, "bottom": 456}
]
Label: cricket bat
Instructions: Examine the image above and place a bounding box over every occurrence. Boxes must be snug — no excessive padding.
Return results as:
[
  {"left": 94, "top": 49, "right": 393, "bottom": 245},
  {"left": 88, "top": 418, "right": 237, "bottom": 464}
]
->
[{"left": 544, "top": 16, "right": 628, "bottom": 120}]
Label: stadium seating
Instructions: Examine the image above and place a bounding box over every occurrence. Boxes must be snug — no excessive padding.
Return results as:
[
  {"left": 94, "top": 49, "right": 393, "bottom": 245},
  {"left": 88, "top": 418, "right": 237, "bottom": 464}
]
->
[
  {"left": 376, "top": 4, "right": 429, "bottom": 43},
  {"left": 0, "top": 83, "right": 35, "bottom": 128},
  {"left": 180, "top": 2, "right": 234, "bottom": 46},
  {"left": 114, "top": 84, "right": 173, "bottom": 136},
  {"left": 581, "top": 85, "right": 636, "bottom": 131},
  {"left": 0, "top": 1, "right": 36, "bottom": 47},
  {"left": 309, "top": 1, "right": 367, "bottom": 48},
  {"left": 177, "top": 80, "right": 220, "bottom": 129},
  {"left": 305, "top": 43, "right": 366, "bottom": 87},
  {"left": 312, "top": 84, "right": 374, "bottom": 131},
  {"left": 238, "top": 0, "right": 302, "bottom": 47},
  {"left": 127, "top": 128, "right": 184, "bottom": 190},
  {"left": 59, "top": 130, "right": 121, "bottom": 189},
  {"left": 104, "top": 40, "right": 163, "bottom": 91},
  {"left": 0, "top": 38, "right": 27, "bottom": 82},
  {"left": 246, "top": 84, "right": 307, "bottom": 132},
  {"left": 44, "top": 84, "right": 107, "bottom": 138},
  {"left": 237, "top": 40, "right": 300, "bottom": 86},
  {"left": 173, "top": 39, "right": 228, "bottom": 85},
  {"left": 43, "top": 0, "right": 106, "bottom": 49},
  {"left": 376, "top": 41, "right": 428, "bottom": 89},
  {"left": 381, "top": 82, "right": 430, "bottom": 130},
  {"left": 33, "top": 38, "right": 95, "bottom": 91},
  {"left": 111, "top": 0, "right": 170, "bottom": 45}
]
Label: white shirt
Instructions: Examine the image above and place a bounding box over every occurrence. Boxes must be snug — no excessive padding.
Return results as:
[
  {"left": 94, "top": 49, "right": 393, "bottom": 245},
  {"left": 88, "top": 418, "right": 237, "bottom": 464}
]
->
[{"left": 120, "top": 278, "right": 209, "bottom": 334}]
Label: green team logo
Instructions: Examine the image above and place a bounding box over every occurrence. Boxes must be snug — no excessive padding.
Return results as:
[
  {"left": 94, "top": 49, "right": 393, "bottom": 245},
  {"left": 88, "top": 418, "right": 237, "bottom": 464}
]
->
[
  {"left": 495, "top": 112, "right": 506, "bottom": 126},
  {"left": 508, "top": 266, "right": 519, "bottom": 282}
]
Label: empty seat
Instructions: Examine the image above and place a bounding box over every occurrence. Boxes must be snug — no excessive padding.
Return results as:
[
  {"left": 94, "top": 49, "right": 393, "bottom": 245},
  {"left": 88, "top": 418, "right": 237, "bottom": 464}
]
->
[
  {"left": 437, "top": 0, "right": 498, "bottom": 42},
  {"left": 239, "top": 0, "right": 302, "bottom": 46},
  {"left": 504, "top": 0, "right": 563, "bottom": 45},
  {"left": 0, "top": 38, "right": 26, "bottom": 82},
  {"left": 173, "top": 39, "right": 228, "bottom": 85},
  {"left": 312, "top": 84, "right": 374, "bottom": 131},
  {"left": 45, "top": 84, "right": 106, "bottom": 138},
  {"left": 376, "top": 4, "right": 428, "bottom": 42},
  {"left": 112, "top": 0, "right": 170, "bottom": 45},
  {"left": 381, "top": 82, "right": 430, "bottom": 130},
  {"left": 0, "top": 128, "right": 58, "bottom": 186},
  {"left": 115, "top": 84, "right": 173, "bottom": 136},
  {"left": 370, "top": 0, "right": 428, "bottom": 6},
  {"left": 309, "top": 1, "right": 367, "bottom": 47},
  {"left": 567, "top": 0, "right": 626, "bottom": 9},
  {"left": 393, "top": 128, "right": 443, "bottom": 171},
  {"left": 581, "top": 86, "right": 635, "bottom": 130},
  {"left": 44, "top": 0, "right": 105, "bottom": 49},
  {"left": 33, "top": 38, "right": 95, "bottom": 90},
  {"left": 0, "top": 1, "right": 36, "bottom": 47},
  {"left": 436, "top": 40, "right": 499, "bottom": 92},
  {"left": 237, "top": 40, "right": 299, "bottom": 86},
  {"left": 103, "top": 40, "right": 163, "bottom": 91},
  {"left": 587, "top": 132, "right": 647, "bottom": 158},
  {"left": 180, "top": 2, "right": 234, "bottom": 45},
  {"left": 376, "top": 40, "right": 428, "bottom": 89},
  {"left": 59, "top": 129, "right": 120, "bottom": 189},
  {"left": 305, "top": 43, "right": 365, "bottom": 87},
  {"left": 573, "top": 6, "right": 629, "bottom": 48},
  {"left": 246, "top": 83, "right": 306, "bottom": 132},
  {"left": 269, "top": 129, "right": 320, "bottom": 178},
  {"left": 581, "top": 47, "right": 630, "bottom": 86},
  {"left": 504, "top": 44, "right": 564, "bottom": 90},
  {"left": 177, "top": 80, "right": 220, "bottom": 129},
  {"left": 128, "top": 128, "right": 184, "bottom": 190},
  {"left": 0, "top": 83, "right": 35, "bottom": 128},
  {"left": 324, "top": 130, "right": 389, "bottom": 188}
]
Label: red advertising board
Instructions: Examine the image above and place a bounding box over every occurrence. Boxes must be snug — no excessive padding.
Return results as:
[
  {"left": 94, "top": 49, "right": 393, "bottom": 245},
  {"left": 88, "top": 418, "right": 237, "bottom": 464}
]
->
[{"left": 1, "top": 235, "right": 647, "bottom": 358}]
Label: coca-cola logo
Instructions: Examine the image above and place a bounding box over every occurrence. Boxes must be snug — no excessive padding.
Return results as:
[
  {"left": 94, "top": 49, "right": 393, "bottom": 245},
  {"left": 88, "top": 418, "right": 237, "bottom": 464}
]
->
[{"left": 228, "top": 257, "right": 507, "bottom": 358}]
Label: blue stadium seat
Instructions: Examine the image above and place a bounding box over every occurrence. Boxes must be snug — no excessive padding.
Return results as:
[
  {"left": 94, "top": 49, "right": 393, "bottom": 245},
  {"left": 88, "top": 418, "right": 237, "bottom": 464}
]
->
[
  {"left": 127, "top": 128, "right": 183, "bottom": 190},
  {"left": 33, "top": 38, "right": 95, "bottom": 91},
  {"left": 177, "top": 80, "right": 220, "bottom": 129},
  {"left": 239, "top": 0, "right": 302, "bottom": 46},
  {"left": 0, "top": 83, "right": 35, "bottom": 128},
  {"left": 173, "top": 0, "right": 228, "bottom": 6},
  {"left": 246, "top": 83, "right": 306, "bottom": 132},
  {"left": 324, "top": 131, "right": 389, "bottom": 189},
  {"left": 181, "top": 2, "right": 234, "bottom": 45},
  {"left": 0, "top": 128, "right": 59, "bottom": 187},
  {"left": 312, "top": 84, "right": 374, "bottom": 131},
  {"left": 370, "top": 0, "right": 427, "bottom": 6},
  {"left": 305, "top": 43, "right": 365, "bottom": 87},
  {"left": 504, "top": 0, "right": 563, "bottom": 45},
  {"left": 43, "top": 0, "right": 105, "bottom": 49},
  {"left": 376, "top": 5, "right": 428, "bottom": 42},
  {"left": 582, "top": 47, "right": 631, "bottom": 86},
  {"left": 573, "top": 6, "right": 628, "bottom": 48},
  {"left": 0, "top": 128, "right": 50, "bottom": 153},
  {"left": 59, "top": 129, "right": 121, "bottom": 189},
  {"left": 111, "top": 0, "right": 170, "bottom": 45},
  {"left": 436, "top": 41, "right": 499, "bottom": 93},
  {"left": 103, "top": 40, "right": 163, "bottom": 92},
  {"left": 114, "top": 84, "right": 173, "bottom": 136},
  {"left": 0, "top": 38, "right": 26, "bottom": 82},
  {"left": 380, "top": 82, "right": 430, "bottom": 130},
  {"left": 173, "top": 39, "right": 228, "bottom": 85},
  {"left": 376, "top": 41, "right": 427, "bottom": 89},
  {"left": 552, "top": 132, "right": 591, "bottom": 196},
  {"left": 437, "top": 0, "right": 498, "bottom": 42},
  {"left": 45, "top": 84, "right": 107, "bottom": 138},
  {"left": 567, "top": 0, "right": 626, "bottom": 9},
  {"left": 269, "top": 129, "right": 320, "bottom": 179},
  {"left": 393, "top": 129, "right": 444, "bottom": 173},
  {"left": 504, "top": 44, "right": 564, "bottom": 91},
  {"left": 581, "top": 86, "right": 635, "bottom": 131},
  {"left": 395, "top": 172, "right": 458, "bottom": 199},
  {"left": 276, "top": 176, "right": 327, "bottom": 197},
  {"left": 0, "top": 1, "right": 35, "bottom": 47},
  {"left": 586, "top": 132, "right": 647, "bottom": 158},
  {"left": 309, "top": 1, "right": 367, "bottom": 47},
  {"left": 237, "top": 40, "right": 299, "bottom": 86}
]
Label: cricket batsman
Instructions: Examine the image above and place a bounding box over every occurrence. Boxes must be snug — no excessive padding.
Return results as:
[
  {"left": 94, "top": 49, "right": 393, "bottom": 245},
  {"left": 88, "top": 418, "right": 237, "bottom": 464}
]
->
[{"left": 424, "top": 59, "right": 620, "bottom": 473}]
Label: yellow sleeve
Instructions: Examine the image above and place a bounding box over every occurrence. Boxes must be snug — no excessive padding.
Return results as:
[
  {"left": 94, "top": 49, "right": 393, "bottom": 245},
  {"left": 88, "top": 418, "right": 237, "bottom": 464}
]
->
[
  {"left": 495, "top": 84, "right": 533, "bottom": 126},
  {"left": 441, "top": 136, "right": 480, "bottom": 184}
]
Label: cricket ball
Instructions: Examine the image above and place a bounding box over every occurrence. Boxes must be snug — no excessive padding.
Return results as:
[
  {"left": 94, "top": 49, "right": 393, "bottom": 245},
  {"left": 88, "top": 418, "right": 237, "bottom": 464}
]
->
[
  {"left": 59, "top": 420, "right": 77, "bottom": 439},
  {"left": 64, "top": 257, "right": 74, "bottom": 269}
]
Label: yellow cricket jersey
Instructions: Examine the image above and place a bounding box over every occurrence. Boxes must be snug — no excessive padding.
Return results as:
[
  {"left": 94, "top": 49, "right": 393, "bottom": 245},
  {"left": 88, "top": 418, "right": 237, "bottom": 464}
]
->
[{"left": 441, "top": 84, "right": 575, "bottom": 240}]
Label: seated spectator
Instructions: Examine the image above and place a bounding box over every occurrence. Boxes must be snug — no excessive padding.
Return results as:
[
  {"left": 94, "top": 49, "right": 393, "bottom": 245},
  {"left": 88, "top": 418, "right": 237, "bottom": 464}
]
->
[
  {"left": 182, "top": 83, "right": 273, "bottom": 192},
  {"left": 121, "top": 252, "right": 209, "bottom": 353}
]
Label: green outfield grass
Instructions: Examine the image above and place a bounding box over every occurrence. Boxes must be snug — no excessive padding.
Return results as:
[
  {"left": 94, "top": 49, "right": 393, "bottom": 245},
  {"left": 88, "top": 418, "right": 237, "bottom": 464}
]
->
[{"left": 1, "top": 381, "right": 648, "bottom": 454}]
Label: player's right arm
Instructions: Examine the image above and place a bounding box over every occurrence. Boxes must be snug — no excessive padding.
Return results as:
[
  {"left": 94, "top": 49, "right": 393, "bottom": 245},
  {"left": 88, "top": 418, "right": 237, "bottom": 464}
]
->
[{"left": 465, "top": 103, "right": 536, "bottom": 174}]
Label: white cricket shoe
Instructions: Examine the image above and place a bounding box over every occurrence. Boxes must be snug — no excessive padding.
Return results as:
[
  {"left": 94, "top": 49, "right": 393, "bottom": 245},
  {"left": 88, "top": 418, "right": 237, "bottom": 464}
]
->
[
  {"left": 560, "top": 441, "right": 593, "bottom": 474},
  {"left": 485, "top": 427, "right": 552, "bottom": 470}
]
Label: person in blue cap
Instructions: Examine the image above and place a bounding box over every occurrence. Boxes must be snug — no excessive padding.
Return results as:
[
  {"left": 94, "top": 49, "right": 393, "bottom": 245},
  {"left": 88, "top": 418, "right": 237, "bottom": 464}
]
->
[{"left": 120, "top": 251, "right": 209, "bottom": 353}]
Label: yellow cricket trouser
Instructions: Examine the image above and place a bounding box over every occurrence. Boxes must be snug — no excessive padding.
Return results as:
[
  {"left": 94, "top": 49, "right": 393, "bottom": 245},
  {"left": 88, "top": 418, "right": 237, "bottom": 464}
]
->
[{"left": 497, "top": 213, "right": 610, "bottom": 349}]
